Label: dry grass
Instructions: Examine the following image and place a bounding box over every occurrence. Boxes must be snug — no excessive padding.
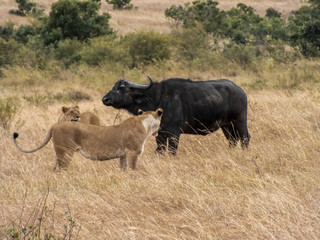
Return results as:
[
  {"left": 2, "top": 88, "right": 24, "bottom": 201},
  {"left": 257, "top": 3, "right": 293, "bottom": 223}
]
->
[{"left": 1, "top": 86, "right": 320, "bottom": 239}]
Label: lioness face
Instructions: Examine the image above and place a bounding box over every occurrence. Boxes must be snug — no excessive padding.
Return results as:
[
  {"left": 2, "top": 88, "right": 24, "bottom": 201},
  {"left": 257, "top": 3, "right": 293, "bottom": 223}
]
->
[{"left": 60, "top": 106, "right": 80, "bottom": 122}]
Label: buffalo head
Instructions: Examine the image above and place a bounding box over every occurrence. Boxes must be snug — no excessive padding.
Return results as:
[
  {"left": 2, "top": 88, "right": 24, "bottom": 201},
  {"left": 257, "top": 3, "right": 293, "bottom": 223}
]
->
[{"left": 102, "top": 76, "right": 154, "bottom": 114}]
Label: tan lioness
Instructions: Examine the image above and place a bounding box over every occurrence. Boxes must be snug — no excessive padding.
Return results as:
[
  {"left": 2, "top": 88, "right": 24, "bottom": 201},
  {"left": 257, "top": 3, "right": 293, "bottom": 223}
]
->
[
  {"left": 13, "top": 109, "right": 163, "bottom": 171},
  {"left": 59, "top": 105, "right": 100, "bottom": 125}
]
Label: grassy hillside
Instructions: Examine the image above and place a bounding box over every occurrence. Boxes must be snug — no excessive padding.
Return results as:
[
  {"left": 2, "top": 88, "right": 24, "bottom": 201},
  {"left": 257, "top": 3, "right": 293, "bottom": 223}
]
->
[
  {"left": 1, "top": 0, "right": 304, "bottom": 34},
  {"left": 1, "top": 0, "right": 320, "bottom": 239}
]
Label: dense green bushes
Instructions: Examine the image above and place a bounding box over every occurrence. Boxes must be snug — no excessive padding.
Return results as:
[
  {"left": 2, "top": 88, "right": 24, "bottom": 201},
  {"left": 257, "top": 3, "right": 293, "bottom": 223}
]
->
[
  {"left": 123, "top": 31, "right": 171, "bottom": 67},
  {"left": 0, "top": 0, "right": 319, "bottom": 80},
  {"left": 80, "top": 36, "right": 131, "bottom": 67},
  {"left": 165, "top": 0, "right": 320, "bottom": 57}
]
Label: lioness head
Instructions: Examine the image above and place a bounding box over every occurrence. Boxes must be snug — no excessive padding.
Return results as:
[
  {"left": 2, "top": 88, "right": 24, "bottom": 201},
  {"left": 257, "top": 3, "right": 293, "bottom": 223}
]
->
[
  {"left": 138, "top": 108, "right": 163, "bottom": 137},
  {"left": 59, "top": 106, "right": 80, "bottom": 122}
]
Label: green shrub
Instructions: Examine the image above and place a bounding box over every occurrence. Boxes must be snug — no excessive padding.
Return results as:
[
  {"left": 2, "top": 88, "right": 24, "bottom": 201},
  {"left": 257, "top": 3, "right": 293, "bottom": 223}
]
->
[
  {"left": 106, "top": 0, "right": 133, "bottom": 10},
  {"left": 80, "top": 36, "right": 132, "bottom": 67},
  {"left": 0, "top": 39, "right": 24, "bottom": 67},
  {"left": 265, "top": 8, "right": 281, "bottom": 19},
  {"left": 0, "top": 38, "right": 44, "bottom": 69},
  {"left": 0, "top": 97, "right": 19, "bottom": 129},
  {"left": 264, "top": 40, "right": 300, "bottom": 63},
  {"left": 165, "top": 5, "right": 188, "bottom": 26},
  {"left": 0, "top": 22, "right": 14, "bottom": 41},
  {"left": 9, "top": 0, "right": 36, "bottom": 16},
  {"left": 56, "top": 39, "right": 83, "bottom": 67},
  {"left": 12, "top": 24, "right": 36, "bottom": 44},
  {"left": 223, "top": 43, "right": 257, "bottom": 69},
  {"left": 123, "top": 31, "right": 171, "bottom": 67},
  {"left": 172, "top": 26, "right": 209, "bottom": 61}
]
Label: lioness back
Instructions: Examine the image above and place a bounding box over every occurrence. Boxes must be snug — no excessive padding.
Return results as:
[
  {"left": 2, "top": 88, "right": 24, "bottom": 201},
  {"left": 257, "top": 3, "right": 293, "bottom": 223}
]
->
[
  {"left": 78, "top": 112, "right": 100, "bottom": 125},
  {"left": 59, "top": 105, "right": 100, "bottom": 125}
]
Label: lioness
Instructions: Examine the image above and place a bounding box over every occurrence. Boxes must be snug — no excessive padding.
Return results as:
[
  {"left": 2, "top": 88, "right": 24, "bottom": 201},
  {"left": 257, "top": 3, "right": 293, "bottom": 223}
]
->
[
  {"left": 13, "top": 109, "right": 163, "bottom": 171},
  {"left": 59, "top": 105, "right": 100, "bottom": 125}
]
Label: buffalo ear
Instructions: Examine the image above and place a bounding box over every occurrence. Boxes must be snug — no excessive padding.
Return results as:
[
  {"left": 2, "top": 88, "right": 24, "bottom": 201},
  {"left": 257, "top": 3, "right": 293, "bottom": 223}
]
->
[
  {"left": 62, "top": 106, "right": 69, "bottom": 113},
  {"left": 138, "top": 109, "right": 144, "bottom": 115},
  {"left": 156, "top": 108, "right": 163, "bottom": 117}
]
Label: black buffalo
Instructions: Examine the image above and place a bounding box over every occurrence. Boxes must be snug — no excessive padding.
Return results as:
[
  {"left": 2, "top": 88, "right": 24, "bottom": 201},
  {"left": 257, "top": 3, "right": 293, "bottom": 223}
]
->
[{"left": 102, "top": 76, "right": 250, "bottom": 154}]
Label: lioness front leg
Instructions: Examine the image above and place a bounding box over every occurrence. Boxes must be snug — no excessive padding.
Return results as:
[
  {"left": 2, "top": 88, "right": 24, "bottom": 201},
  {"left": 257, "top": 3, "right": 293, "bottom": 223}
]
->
[
  {"left": 54, "top": 146, "right": 74, "bottom": 171},
  {"left": 126, "top": 150, "right": 141, "bottom": 170}
]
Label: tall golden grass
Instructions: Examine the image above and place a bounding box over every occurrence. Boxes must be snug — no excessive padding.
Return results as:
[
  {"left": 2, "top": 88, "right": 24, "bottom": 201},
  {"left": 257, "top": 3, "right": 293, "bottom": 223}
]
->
[{"left": 1, "top": 66, "right": 320, "bottom": 238}]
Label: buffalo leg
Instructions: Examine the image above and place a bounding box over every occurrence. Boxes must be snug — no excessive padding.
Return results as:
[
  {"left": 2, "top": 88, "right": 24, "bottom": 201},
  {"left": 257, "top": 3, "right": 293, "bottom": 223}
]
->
[
  {"left": 119, "top": 154, "right": 127, "bottom": 170},
  {"left": 168, "top": 133, "right": 180, "bottom": 155},
  {"left": 239, "top": 127, "right": 250, "bottom": 149},
  {"left": 156, "top": 133, "right": 167, "bottom": 154},
  {"left": 222, "top": 124, "right": 239, "bottom": 148},
  {"left": 233, "top": 118, "right": 250, "bottom": 149}
]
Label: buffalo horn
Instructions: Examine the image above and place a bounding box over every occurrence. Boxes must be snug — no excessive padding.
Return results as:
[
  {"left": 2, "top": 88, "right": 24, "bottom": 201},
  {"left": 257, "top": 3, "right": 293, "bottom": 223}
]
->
[{"left": 126, "top": 75, "right": 153, "bottom": 89}]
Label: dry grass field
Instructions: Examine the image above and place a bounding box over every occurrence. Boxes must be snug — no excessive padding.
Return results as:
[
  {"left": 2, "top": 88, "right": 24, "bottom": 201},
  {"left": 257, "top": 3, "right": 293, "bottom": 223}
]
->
[
  {"left": 1, "top": 0, "right": 320, "bottom": 239},
  {"left": 1, "top": 67, "right": 320, "bottom": 239}
]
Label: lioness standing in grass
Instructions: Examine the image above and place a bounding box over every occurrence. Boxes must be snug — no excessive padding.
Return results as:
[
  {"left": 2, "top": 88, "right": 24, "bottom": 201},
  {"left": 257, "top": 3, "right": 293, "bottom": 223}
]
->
[
  {"left": 59, "top": 105, "right": 100, "bottom": 125},
  {"left": 13, "top": 109, "right": 163, "bottom": 171}
]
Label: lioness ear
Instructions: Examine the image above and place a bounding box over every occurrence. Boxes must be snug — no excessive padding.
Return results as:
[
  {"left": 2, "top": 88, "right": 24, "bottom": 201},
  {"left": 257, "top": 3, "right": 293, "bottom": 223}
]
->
[
  {"left": 138, "top": 109, "right": 143, "bottom": 115},
  {"left": 156, "top": 108, "right": 163, "bottom": 117},
  {"left": 62, "top": 106, "right": 69, "bottom": 113},
  {"left": 74, "top": 105, "right": 80, "bottom": 110}
]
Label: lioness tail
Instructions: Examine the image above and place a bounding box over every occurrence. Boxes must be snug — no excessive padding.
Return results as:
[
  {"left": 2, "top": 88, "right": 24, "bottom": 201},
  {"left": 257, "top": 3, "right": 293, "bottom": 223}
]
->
[{"left": 13, "top": 128, "right": 53, "bottom": 153}]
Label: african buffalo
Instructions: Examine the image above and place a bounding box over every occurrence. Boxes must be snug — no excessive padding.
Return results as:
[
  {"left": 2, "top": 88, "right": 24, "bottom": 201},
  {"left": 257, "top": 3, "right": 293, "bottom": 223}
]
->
[{"left": 102, "top": 76, "right": 250, "bottom": 155}]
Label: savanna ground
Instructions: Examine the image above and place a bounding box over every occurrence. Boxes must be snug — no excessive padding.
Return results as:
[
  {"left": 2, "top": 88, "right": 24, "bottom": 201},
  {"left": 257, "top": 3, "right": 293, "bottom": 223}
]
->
[{"left": 1, "top": 0, "right": 320, "bottom": 239}]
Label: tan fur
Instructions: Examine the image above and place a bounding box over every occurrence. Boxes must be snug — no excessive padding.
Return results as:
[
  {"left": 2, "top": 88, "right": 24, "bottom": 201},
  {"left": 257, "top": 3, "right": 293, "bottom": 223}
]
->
[
  {"left": 59, "top": 106, "right": 100, "bottom": 125},
  {"left": 13, "top": 109, "right": 163, "bottom": 171}
]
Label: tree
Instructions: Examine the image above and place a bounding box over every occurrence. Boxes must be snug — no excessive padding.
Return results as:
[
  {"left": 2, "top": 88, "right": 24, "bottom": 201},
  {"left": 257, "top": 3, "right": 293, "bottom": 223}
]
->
[
  {"left": 287, "top": 0, "right": 320, "bottom": 57},
  {"left": 165, "top": 5, "right": 187, "bottom": 26},
  {"left": 106, "top": 0, "right": 133, "bottom": 10},
  {"left": 40, "top": 0, "right": 113, "bottom": 46},
  {"left": 9, "top": 0, "right": 43, "bottom": 17},
  {"left": 265, "top": 8, "right": 281, "bottom": 19}
]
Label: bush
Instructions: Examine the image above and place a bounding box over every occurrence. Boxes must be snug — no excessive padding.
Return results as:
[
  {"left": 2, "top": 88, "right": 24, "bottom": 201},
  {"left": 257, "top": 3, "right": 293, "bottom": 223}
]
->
[
  {"left": 56, "top": 39, "right": 83, "bottom": 67},
  {"left": 80, "top": 36, "right": 132, "bottom": 67},
  {"left": 0, "top": 39, "right": 24, "bottom": 67},
  {"left": 9, "top": 0, "right": 36, "bottom": 16},
  {"left": 223, "top": 43, "right": 257, "bottom": 68},
  {"left": 13, "top": 24, "right": 36, "bottom": 44},
  {"left": 106, "top": 0, "right": 133, "bottom": 10},
  {"left": 165, "top": 5, "right": 188, "bottom": 26},
  {"left": 265, "top": 8, "right": 281, "bottom": 19},
  {"left": 0, "top": 22, "right": 14, "bottom": 41},
  {"left": 0, "top": 38, "right": 43, "bottom": 69},
  {"left": 123, "top": 31, "right": 171, "bottom": 67},
  {"left": 172, "top": 26, "right": 209, "bottom": 61}
]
